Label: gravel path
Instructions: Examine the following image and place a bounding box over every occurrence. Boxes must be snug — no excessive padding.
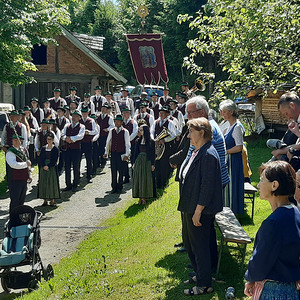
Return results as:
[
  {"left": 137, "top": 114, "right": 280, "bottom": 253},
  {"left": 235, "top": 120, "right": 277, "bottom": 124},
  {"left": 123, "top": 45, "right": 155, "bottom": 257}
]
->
[{"left": 0, "top": 162, "right": 133, "bottom": 295}]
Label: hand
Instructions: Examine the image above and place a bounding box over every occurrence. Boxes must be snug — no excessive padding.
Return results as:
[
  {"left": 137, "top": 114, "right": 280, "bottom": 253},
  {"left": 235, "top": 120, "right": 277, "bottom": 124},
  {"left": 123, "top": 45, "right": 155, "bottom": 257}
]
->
[
  {"left": 123, "top": 156, "right": 128, "bottom": 161},
  {"left": 43, "top": 166, "right": 49, "bottom": 171},
  {"left": 159, "top": 139, "right": 165, "bottom": 145},
  {"left": 170, "top": 163, "right": 177, "bottom": 169},
  {"left": 192, "top": 211, "right": 202, "bottom": 227},
  {"left": 296, "top": 280, "right": 300, "bottom": 290},
  {"left": 271, "top": 149, "right": 285, "bottom": 159},
  {"left": 287, "top": 151, "right": 293, "bottom": 161},
  {"left": 244, "top": 281, "right": 255, "bottom": 297},
  {"left": 65, "top": 137, "right": 72, "bottom": 143},
  {"left": 103, "top": 128, "right": 109, "bottom": 132},
  {"left": 151, "top": 165, "right": 155, "bottom": 171},
  {"left": 27, "top": 160, "right": 31, "bottom": 167},
  {"left": 103, "top": 154, "right": 107, "bottom": 159},
  {"left": 288, "top": 120, "right": 299, "bottom": 134},
  {"left": 36, "top": 151, "right": 40, "bottom": 157},
  {"left": 27, "top": 178, "right": 32, "bottom": 184},
  {"left": 85, "top": 130, "right": 89, "bottom": 135}
]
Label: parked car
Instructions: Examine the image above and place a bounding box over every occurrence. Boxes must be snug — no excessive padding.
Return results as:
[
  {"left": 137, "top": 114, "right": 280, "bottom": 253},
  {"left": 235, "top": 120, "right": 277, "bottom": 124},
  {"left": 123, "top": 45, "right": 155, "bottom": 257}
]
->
[
  {"left": 130, "top": 84, "right": 164, "bottom": 101},
  {"left": 0, "top": 103, "right": 15, "bottom": 145}
]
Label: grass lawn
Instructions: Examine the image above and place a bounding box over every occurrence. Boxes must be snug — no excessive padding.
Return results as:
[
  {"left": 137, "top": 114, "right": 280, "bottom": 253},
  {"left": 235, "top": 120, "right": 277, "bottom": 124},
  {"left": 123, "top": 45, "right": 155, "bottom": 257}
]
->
[
  {"left": 3, "top": 136, "right": 272, "bottom": 300},
  {"left": 0, "top": 151, "right": 8, "bottom": 195}
]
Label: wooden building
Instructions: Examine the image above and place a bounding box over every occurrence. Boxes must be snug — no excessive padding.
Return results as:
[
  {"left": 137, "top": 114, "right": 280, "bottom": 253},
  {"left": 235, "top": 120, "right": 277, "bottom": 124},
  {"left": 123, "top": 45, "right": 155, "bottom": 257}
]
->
[{"left": 3, "top": 26, "right": 127, "bottom": 108}]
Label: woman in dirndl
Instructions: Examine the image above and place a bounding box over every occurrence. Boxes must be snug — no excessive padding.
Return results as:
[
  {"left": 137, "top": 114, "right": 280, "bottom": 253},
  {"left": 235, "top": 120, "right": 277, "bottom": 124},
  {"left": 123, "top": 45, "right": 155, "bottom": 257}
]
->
[
  {"left": 37, "top": 132, "right": 60, "bottom": 206},
  {"left": 132, "top": 124, "right": 156, "bottom": 204},
  {"left": 219, "top": 99, "right": 244, "bottom": 215}
]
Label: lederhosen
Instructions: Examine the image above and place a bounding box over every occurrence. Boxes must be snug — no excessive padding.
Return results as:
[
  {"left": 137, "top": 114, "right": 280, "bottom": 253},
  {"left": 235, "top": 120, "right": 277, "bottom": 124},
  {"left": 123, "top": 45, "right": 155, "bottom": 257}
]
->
[
  {"left": 6, "top": 147, "right": 29, "bottom": 212},
  {"left": 154, "top": 119, "right": 173, "bottom": 189},
  {"left": 80, "top": 118, "right": 94, "bottom": 179},
  {"left": 64, "top": 123, "right": 83, "bottom": 188},
  {"left": 110, "top": 128, "right": 127, "bottom": 192}
]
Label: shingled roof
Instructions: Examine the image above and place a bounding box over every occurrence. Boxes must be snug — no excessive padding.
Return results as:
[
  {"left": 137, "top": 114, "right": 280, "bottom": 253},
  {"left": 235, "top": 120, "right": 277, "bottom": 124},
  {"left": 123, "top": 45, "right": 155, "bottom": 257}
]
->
[{"left": 72, "top": 33, "right": 105, "bottom": 52}]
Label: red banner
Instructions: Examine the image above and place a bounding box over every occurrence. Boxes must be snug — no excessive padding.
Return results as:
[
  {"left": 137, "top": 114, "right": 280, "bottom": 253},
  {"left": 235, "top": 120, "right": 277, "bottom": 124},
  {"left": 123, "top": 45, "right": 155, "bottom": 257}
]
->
[{"left": 126, "top": 34, "right": 169, "bottom": 85}]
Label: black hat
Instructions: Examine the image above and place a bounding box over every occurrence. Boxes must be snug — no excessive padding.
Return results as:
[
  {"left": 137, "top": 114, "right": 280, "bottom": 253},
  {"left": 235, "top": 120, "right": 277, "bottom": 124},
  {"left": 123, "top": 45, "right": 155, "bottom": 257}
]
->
[
  {"left": 104, "top": 91, "right": 112, "bottom": 96},
  {"left": 94, "top": 86, "right": 102, "bottom": 90},
  {"left": 102, "top": 102, "right": 111, "bottom": 109},
  {"left": 12, "top": 134, "right": 24, "bottom": 140},
  {"left": 71, "top": 110, "right": 82, "bottom": 117},
  {"left": 18, "top": 109, "right": 25, "bottom": 115},
  {"left": 141, "top": 97, "right": 150, "bottom": 103},
  {"left": 114, "top": 114, "right": 123, "bottom": 121},
  {"left": 64, "top": 105, "right": 70, "bottom": 111},
  {"left": 10, "top": 110, "right": 19, "bottom": 116},
  {"left": 31, "top": 97, "right": 39, "bottom": 103},
  {"left": 122, "top": 106, "right": 131, "bottom": 112},
  {"left": 159, "top": 105, "right": 170, "bottom": 112},
  {"left": 41, "top": 119, "right": 49, "bottom": 124},
  {"left": 169, "top": 98, "right": 178, "bottom": 104},
  {"left": 48, "top": 118, "right": 56, "bottom": 125},
  {"left": 84, "top": 93, "right": 91, "bottom": 97},
  {"left": 70, "top": 86, "right": 77, "bottom": 91},
  {"left": 53, "top": 87, "right": 61, "bottom": 92},
  {"left": 81, "top": 107, "right": 89, "bottom": 113},
  {"left": 42, "top": 98, "right": 49, "bottom": 103},
  {"left": 57, "top": 106, "right": 66, "bottom": 112},
  {"left": 139, "top": 101, "right": 148, "bottom": 107},
  {"left": 179, "top": 92, "right": 188, "bottom": 99},
  {"left": 90, "top": 114, "right": 97, "bottom": 119},
  {"left": 23, "top": 106, "right": 30, "bottom": 111}
]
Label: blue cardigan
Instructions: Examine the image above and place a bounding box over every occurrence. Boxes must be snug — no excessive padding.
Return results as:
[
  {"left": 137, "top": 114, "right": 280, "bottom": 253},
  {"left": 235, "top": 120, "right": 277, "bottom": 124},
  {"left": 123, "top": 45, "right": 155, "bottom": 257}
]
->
[{"left": 245, "top": 205, "right": 300, "bottom": 282}]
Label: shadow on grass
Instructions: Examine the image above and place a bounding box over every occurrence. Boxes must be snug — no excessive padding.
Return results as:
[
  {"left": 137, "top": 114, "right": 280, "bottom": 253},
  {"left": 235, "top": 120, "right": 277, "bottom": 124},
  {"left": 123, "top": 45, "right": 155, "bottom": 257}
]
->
[
  {"left": 155, "top": 246, "right": 247, "bottom": 299},
  {"left": 0, "top": 291, "right": 24, "bottom": 300}
]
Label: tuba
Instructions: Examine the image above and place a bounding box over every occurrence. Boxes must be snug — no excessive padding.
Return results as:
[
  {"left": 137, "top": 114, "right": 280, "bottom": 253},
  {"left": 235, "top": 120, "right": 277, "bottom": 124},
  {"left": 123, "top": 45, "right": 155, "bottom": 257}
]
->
[
  {"left": 154, "top": 127, "right": 170, "bottom": 160},
  {"left": 187, "top": 78, "right": 206, "bottom": 98}
]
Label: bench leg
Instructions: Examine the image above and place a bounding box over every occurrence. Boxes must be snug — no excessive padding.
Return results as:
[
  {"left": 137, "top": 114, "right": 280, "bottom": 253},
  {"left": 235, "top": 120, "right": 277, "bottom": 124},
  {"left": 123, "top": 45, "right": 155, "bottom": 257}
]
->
[
  {"left": 251, "top": 195, "right": 255, "bottom": 220},
  {"left": 216, "top": 236, "right": 224, "bottom": 279}
]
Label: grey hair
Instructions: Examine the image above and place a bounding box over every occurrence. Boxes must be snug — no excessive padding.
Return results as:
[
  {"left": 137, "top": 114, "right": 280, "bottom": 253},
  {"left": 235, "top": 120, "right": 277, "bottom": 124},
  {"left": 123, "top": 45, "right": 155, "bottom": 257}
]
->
[
  {"left": 219, "top": 99, "right": 238, "bottom": 116},
  {"left": 186, "top": 96, "right": 209, "bottom": 115}
]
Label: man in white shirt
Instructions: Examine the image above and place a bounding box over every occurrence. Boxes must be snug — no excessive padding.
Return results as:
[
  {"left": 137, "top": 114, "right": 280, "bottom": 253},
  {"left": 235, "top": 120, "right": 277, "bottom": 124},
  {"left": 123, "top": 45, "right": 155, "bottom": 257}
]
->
[
  {"left": 90, "top": 85, "right": 106, "bottom": 115},
  {"left": 104, "top": 114, "right": 130, "bottom": 193},
  {"left": 78, "top": 93, "right": 96, "bottom": 115}
]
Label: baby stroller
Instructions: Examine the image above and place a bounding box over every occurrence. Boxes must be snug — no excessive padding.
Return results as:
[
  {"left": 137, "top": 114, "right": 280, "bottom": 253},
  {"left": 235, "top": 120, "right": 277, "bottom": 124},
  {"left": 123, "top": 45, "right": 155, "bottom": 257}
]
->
[{"left": 0, "top": 205, "right": 54, "bottom": 292}]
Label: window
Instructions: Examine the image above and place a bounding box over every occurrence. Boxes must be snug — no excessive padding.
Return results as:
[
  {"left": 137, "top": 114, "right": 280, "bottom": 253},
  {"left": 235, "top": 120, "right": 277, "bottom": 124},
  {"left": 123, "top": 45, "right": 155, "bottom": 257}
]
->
[{"left": 31, "top": 45, "right": 47, "bottom": 65}]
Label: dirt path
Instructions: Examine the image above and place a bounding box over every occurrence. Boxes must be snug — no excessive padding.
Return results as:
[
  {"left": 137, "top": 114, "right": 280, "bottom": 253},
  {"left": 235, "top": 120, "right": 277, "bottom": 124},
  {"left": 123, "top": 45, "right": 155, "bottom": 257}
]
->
[{"left": 0, "top": 162, "right": 133, "bottom": 295}]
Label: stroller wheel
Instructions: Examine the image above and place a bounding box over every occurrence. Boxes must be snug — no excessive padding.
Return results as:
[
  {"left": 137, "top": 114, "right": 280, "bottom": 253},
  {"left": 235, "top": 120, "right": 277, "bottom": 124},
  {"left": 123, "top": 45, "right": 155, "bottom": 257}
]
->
[
  {"left": 28, "top": 279, "right": 39, "bottom": 292},
  {"left": 43, "top": 264, "right": 54, "bottom": 281},
  {"left": 1, "top": 276, "right": 11, "bottom": 293}
]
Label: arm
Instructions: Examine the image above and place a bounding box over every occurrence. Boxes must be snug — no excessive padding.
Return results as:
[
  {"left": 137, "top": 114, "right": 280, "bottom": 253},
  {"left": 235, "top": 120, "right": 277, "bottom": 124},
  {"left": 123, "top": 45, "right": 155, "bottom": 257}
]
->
[
  {"left": 21, "top": 124, "right": 28, "bottom": 148},
  {"left": 88, "top": 119, "right": 97, "bottom": 136},
  {"left": 90, "top": 102, "right": 95, "bottom": 115},
  {"left": 104, "top": 129, "right": 113, "bottom": 156},
  {"left": 124, "top": 130, "right": 131, "bottom": 157},
  {"left": 48, "top": 147, "right": 59, "bottom": 167},
  {"left": 149, "top": 115, "right": 154, "bottom": 128},
  {"left": 164, "top": 121, "right": 176, "bottom": 142},
  {"left": 6, "top": 151, "right": 28, "bottom": 169},
  {"left": 70, "top": 125, "right": 85, "bottom": 142},
  {"left": 130, "top": 121, "right": 138, "bottom": 141},
  {"left": 52, "top": 130, "right": 59, "bottom": 147},
  {"left": 108, "top": 117, "right": 115, "bottom": 130},
  {"left": 1, "top": 124, "right": 7, "bottom": 146}
]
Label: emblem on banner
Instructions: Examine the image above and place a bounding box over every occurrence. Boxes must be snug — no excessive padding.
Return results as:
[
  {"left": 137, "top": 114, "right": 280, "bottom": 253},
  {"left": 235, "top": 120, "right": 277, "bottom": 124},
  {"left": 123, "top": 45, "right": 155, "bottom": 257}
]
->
[{"left": 139, "top": 46, "right": 157, "bottom": 68}]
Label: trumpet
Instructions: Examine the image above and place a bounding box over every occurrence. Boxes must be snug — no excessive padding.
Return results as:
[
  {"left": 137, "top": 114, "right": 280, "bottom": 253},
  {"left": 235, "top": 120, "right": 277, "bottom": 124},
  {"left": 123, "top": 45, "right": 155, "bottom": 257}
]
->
[
  {"left": 187, "top": 78, "right": 206, "bottom": 98},
  {"left": 154, "top": 127, "right": 170, "bottom": 160}
]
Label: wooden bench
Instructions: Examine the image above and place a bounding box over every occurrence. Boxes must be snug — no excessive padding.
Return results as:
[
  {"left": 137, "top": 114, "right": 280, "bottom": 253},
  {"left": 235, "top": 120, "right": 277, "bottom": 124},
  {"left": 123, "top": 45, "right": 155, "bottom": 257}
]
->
[
  {"left": 215, "top": 207, "right": 252, "bottom": 277},
  {"left": 244, "top": 182, "right": 257, "bottom": 219}
]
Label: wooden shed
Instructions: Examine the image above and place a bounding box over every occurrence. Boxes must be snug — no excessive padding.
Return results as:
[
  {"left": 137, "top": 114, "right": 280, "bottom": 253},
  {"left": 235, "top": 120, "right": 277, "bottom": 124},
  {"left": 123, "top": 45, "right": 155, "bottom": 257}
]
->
[{"left": 8, "top": 26, "right": 127, "bottom": 108}]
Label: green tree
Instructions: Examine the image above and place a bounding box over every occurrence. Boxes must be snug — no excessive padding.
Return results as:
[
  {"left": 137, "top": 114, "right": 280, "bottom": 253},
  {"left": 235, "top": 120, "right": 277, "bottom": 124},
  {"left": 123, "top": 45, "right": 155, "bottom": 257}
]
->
[
  {"left": 178, "top": 0, "right": 300, "bottom": 99},
  {"left": 0, "top": 0, "right": 71, "bottom": 86}
]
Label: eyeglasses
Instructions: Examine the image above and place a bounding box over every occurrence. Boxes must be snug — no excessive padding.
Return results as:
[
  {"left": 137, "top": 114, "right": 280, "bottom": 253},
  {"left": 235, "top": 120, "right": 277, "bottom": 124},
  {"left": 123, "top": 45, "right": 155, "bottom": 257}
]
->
[{"left": 187, "top": 109, "right": 202, "bottom": 116}]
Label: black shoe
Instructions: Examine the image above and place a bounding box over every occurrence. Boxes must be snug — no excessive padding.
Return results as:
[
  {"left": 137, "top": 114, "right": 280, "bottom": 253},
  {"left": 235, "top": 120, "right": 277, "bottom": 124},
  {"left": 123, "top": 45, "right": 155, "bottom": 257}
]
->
[
  {"left": 174, "top": 242, "right": 184, "bottom": 248},
  {"left": 110, "top": 189, "right": 117, "bottom": 194},
  {"left": 189, "top": 271, "right": 196, "bottom": 277},
  {"left": 87, "top": 177, "right": 93, "bottom": 183},
  {"left": 63, "top": 186, "right": 72, "bottom": 192},
  {"left": 72, "top": 186, "right": 78, "bottom": 192},
  {"left": 100, "top": 165, "right": 105, "bottom": 169},
  {"left": 123, "top": 178, "right": 130, "bottom": 184},
  {"left": 91, "top": 172, "right": 96, "bottom": 176}
]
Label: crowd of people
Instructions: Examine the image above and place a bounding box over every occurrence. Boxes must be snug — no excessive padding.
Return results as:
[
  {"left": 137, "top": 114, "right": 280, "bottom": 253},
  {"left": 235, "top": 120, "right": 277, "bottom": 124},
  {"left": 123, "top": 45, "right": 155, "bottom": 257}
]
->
[{"left": 1, "top": 84, "right": 300, "bottom": 298}]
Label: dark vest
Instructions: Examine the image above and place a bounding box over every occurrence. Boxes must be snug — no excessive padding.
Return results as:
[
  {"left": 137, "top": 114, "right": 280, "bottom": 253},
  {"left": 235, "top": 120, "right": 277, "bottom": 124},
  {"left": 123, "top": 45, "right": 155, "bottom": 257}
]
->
[
  {"left": 91, "top": 95, "right": 104, "bottom": 112},
  {"left": 65, "top": 124, "right": 82, "bottom": 150},
  {"left": 80, "top": 118, "right": 94, "bottom": 143},
  {"left": 123, "top": 119, "right": 134, "bottom": 135},
  {"left": 27, "top": 117, "right": 35, "bottom": 129},
  {"left": 7, "top": 148, "right": 29, "bottom": 181},
  {"left": 6, "top": 122, "right": 22, "bottom": 147},
  {"left": 178, "top": 104, "right": 186, "bottom": 115},
  {"left": 56, "top": 117, "right": 67, "bottom": 131},
  {"left": 137, "top": 114, "right": 151, "bottom": 127},
  {"left": 38, "top": 130, "right": 48, "bottom": 150},
  {"left": 152, "top": 103, "right": 160, "bottom": 120},
  {"left": 154, "top": 119, "right": 170, "bottom": 138},
  {"left": 97, "top": 115, "right": 110, "bottom": 137},
  {"left": 159, "top": 96, "right": 171, "bottom": 106},
  {"left": 31, "top": 108, "right": 42, "bottom": 124},
  {"left": 65, "top": 95, "right": 80, "bottom": 106},
  {"left": 43, "top": 108, "right": 52, "bottom": 119},
  {"left": 49, "top": 98, "right": 64, "bottom": 111},
  {"left": 111, "top": 128, "right": 126, "bottom": 153},
  {"left": 172, "top": 110, "right": 179, "bottom": 120}
]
